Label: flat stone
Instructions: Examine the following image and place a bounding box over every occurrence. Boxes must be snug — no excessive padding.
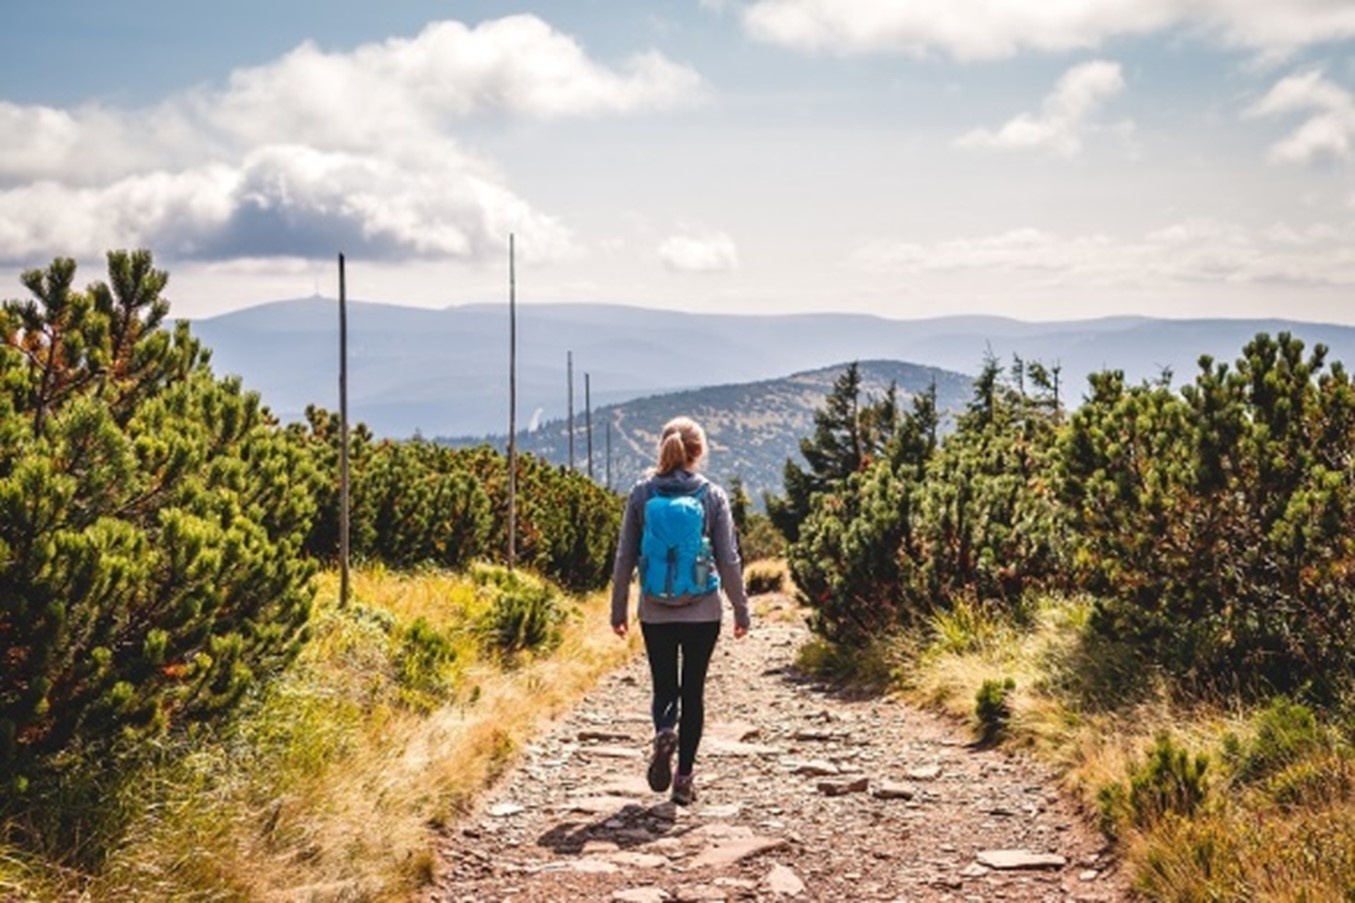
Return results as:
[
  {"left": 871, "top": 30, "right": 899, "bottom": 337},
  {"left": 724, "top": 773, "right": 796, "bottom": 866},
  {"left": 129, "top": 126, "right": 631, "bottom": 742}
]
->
[
  {"left": 487, "top": 802, "right": 525, "bottom": 817},
  {"left": 765, "top": 863, "right": 807, "bottom": 896},
  {"left": 791, "top": 759, "right": 839, "bottom": 777},
  {"left": 792, "top": 729, "right": 838, "bottom": 742},
  {"left": 872, "top": 781, "right": 917, "bottom": 801},
  {"left": 816, "top": 776, "right": 869, "bottom": 796},
  {"left": 580, "top": 729, "right": 634, "bottom": 742},
  {"left": 567, "top": 795, "right": 641, "bottom": 815},
  {"left": 713, "top": 877, "right": 757, "bottom": 890},
  {"left": 959, "top": 863, "right": 991, "bottom": 879},
  {"left": 581, "top": 840, "right": 621, "bottom": 855},
  {"left": 975, "top": 850, "right": 1068, "bottom": 870},
  {"left": 706, "top": 739, "right": 784, "bottom": 757},
  {"left": 908, "top": 765, "right": 944, "bottom": 781},
  {"left": 1080, "top": 869, "right": 1101, "bottom": 882},
  {"left": 569, "top": 857, "right": 622, "bottom": 874},
  {"left": 700, "top": 803, "right": 742, "bottom": 819},
  {"left": 606, "top": 851, "right": 669, "bottom": 869},
  {"left": 690, "top": 835, "right": 789, "bottom": 868},
  {"left": 612, "top": 888, "right": 671, "bottom": 903},
  {"left": 673, "top": 887, "right": 727, "bottom": 902}
]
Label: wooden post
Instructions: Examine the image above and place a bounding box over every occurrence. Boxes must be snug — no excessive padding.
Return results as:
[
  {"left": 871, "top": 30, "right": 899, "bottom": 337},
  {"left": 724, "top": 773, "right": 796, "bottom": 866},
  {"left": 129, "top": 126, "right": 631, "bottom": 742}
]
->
[
  {"left": 507, "top": 235, "right": 517, "bottom": 571},
  {"left": 567, "top": 351, "right": 575, "bottom": 472},
  {"left": 605, "top": 417, "right": 612, "bottom": 490},
  {"left": 585, "top": 372, "right": 594, "bottom": 480},
  {"left": 338, "top": 253, "right": 350, "bottom": 609}
]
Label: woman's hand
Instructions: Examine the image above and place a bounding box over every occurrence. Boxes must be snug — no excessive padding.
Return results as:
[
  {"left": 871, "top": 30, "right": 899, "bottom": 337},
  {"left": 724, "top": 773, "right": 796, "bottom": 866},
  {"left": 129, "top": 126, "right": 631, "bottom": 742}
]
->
[
  {"left": 734, "top": 623, "right": 748, "bottom": 639},
  {"left": 612, "top": 622, "right": 628, "bottom": 639}
]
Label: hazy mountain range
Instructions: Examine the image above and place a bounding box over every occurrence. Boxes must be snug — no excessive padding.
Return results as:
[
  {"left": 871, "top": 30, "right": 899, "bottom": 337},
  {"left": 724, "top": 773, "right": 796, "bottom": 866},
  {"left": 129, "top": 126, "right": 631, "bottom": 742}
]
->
[
  {"left": 191, "top": 298, "right": 1355, "bottom": 439},
  {"left": 448, "top": 359, "right": 974, "bottom": 502}
]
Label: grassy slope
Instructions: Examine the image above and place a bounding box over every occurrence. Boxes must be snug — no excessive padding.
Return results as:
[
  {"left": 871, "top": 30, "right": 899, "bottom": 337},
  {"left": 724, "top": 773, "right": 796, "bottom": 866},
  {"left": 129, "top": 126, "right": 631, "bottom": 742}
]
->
[
  {"left": 879, "top": 594, "right": 1355, "bottom": 901},
  {"left": 0, "top": 566, "right": 638, "bottom": 901}
]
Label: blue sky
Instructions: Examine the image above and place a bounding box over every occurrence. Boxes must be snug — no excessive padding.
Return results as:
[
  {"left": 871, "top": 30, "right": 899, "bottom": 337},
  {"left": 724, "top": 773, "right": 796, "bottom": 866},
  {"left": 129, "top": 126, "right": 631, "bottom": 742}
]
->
[{"left": 3, "top": 1, "right": 1355, "bottom": 323}]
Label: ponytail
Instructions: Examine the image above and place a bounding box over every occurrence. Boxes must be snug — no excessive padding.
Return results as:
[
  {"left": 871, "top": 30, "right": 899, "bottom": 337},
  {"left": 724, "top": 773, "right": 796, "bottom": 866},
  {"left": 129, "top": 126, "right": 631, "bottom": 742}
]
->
[{"left": 653, "top": 416, "right": 707, "bottom": 475}]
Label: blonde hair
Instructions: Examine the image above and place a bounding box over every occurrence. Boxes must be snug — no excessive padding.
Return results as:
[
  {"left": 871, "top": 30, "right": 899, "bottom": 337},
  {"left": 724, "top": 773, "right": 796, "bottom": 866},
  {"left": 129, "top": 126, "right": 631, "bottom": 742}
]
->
[{"left": 654, "top": 416, "right": 707, "bottom": 475}]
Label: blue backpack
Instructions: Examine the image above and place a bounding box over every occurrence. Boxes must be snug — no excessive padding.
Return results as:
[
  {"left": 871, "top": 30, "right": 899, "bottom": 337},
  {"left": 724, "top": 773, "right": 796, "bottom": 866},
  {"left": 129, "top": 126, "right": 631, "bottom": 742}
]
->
[{"left": 639, "top": 480, "right": 720, "bottom": 600}]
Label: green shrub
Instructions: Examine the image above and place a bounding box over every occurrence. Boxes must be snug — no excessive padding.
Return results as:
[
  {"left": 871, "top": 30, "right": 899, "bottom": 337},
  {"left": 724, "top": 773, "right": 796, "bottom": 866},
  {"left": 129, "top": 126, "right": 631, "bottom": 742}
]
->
[
  {"left": 745, "top": 561, "right": 786, "bottom": 595},
  {"left": 1128, "top": 734, "right": 1210, "bottom": 829},
  {"left": 974, "top": 677, "right": 1016, "bottom": 743},
  {"left": 473, "top": 567, "right": 567, "bottom": 657},
  {"left": 395, "top": 618, "right": 458, "bottom": 709},
  {"left": 0, "top": 253, "right": 318, "bottom": 821},
  {"left": 1222, "top": 697, "right": 1327, "bottom": 786}
]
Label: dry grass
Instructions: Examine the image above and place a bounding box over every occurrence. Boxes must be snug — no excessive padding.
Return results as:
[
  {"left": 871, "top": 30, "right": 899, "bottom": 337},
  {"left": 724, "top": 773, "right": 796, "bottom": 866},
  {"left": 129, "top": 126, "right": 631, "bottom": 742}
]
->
[
  {"left": 5, "top": 565, "right": 636, "bottom": 902},
  {"left": 898, "top": 592, "right": 1355, "bottom": 901}
]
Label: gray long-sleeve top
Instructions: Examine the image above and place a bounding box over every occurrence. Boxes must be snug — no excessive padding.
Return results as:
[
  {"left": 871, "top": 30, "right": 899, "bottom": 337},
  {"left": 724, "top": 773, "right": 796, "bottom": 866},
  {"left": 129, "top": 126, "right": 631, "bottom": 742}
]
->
[{"left": 610, "top": 469, "right": 751, "bottom": 630}]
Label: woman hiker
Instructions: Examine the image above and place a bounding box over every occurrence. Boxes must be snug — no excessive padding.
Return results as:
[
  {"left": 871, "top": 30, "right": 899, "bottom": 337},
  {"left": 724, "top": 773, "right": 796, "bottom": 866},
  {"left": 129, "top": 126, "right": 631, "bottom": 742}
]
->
[{"left": 610, "top": 416, "right": 751, "bottom": 806}]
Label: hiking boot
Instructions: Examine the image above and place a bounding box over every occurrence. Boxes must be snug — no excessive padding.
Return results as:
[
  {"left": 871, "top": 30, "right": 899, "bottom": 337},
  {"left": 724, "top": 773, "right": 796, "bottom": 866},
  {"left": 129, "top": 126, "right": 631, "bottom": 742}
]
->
[
  {"left": 671, "top": 772, "right": 696, "bottom": 806},
  {"left": 647, "top": 728, "right": 678, "bottom": 792}
]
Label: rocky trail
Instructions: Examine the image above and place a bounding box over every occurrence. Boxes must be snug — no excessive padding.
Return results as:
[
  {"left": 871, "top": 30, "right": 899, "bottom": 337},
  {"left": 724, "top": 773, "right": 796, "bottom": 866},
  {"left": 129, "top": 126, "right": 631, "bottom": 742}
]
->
[{"left": 426, "top": 596, "right": 1129, "bottom": 902}]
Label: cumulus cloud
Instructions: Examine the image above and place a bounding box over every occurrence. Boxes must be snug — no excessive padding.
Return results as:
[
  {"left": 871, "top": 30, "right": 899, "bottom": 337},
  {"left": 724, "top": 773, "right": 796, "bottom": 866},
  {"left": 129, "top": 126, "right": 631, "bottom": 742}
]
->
[
  {"left": 853, "top": 218, "right": 1355, "bottom": 288},
  {"left": 956, "top": 61, "right": 1125, "bottom": 157},
  {"left": 742, "top": 0, "right": 1355, "bottom": 60},
  {"left": 658, "top": 231, "right": 740, "bottom": 272},
  {"left": 0, "top": 14, "right": 703, "bottom": 265},
  {"left": 1246, "top": 70, "right": 1355, "bottom": 164}
]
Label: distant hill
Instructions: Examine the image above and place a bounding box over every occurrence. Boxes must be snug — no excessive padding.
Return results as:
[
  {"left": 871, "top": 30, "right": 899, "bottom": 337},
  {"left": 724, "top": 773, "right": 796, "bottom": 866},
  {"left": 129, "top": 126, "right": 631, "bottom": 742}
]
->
[
  {"left": 444, "top": 360, "right": 974, "bottom": 503},
  {"left": 190, "top": 298, "right": 1355, "bottom": 438}
]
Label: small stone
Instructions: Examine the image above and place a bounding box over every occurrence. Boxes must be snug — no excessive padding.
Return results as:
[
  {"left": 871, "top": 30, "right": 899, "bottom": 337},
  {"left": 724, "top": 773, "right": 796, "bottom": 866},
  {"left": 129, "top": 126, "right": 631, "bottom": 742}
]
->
[
  {"left": 975, "top": 849, "right": 1068, "bottom": 870},
  {"left": 792, "top": 760, "right": 840, "bottom": 777},
  {"left": 793, "top": 729, "right": 837, "bottom": 742},
  {"left": 908, "top": 764, "right": 943, "bottom": 781},
  {"left": 569, "top": 857, "right": 621, "bottom": 874},
  {"left": 673, "top": 885, "right": 727, "bottom": 902},
  {"left": 487, "top": 802, "right": 525, "bottom": 817},
  {"left": 580, "top": 729, "right": 633, "bottom": 742},
  {"left": 582, "top": 840, "right": 621, "bottom": 855},
  {"left": 1080, "top": 869, "right": 1101, "bottom": 882},
  {"left": 612, "top": 888, "right": 671, "bottom": 903},
  {"left": 765, "top": 863, "right": 807, "bottom": 896},
  {"left": 701, "top": 803, "right": 742, "bottom": 819},
  {"left": 690, "top": 835, "right": 788, "bottom": 868},
  {"left": 607, "top": 851, "right": 669, "bottom": 869},
  {"left": 713, "top": 877, "right": 757, "bottom": 890},
  {"left": 959, "top": 863, "right": 991, "bottom": 879},
  {"left": 816, "top": 776, "right": 869, "bottom": 796},
  {"left": 872, "top": 781, "right": 917, "bottom": 801},
  {"left": 567, "top": 795, "right": 640, "bottom": 815}
]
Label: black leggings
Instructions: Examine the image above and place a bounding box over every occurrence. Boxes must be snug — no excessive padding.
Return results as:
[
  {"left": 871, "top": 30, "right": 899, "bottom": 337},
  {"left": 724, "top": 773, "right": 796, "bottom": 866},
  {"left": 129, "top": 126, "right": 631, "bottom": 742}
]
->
[{"left": 640, "top": 620, "right": 721, "bottom": 775}]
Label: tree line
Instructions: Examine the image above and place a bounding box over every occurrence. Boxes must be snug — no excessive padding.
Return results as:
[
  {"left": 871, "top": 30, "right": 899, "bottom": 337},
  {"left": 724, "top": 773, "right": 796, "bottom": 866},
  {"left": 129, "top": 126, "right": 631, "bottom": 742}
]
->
[
  {"left": 781, "top": 342, "right": 1355, "bottom": 701},
  {"left": 0, "top": 252, "right": 621, "bottom": 802}
]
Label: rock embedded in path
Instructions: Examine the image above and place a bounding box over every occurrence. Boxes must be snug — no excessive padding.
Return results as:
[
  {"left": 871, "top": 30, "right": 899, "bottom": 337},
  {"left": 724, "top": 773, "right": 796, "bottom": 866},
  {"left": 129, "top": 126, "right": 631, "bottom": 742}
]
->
[
  {"left": 612, "top": 888, "right": 671, "bottom": 903},
  {"left": 871, "top": 780, "right": 917, "bottom": 801},
  {"left": 580, "top": 729, "right": 634, "bottom": 742},
  {"left": 765, "top": 863, "right": 807, "bottom": 896},
  {"left": 976, "top": 849, "right": 1068, "bottom": 870},
  {"left": 816, "top": 776, "right": 869, "bottom": 796},
  {"left": 791, "top": 759, "right": 839, "bottom": 777},
  {"left": 907, "top": 764, "right": 944, "bottom": 781},
  {"left": 690, "top": 835, "right": 790, "bottom": 868},
  {"left": 585, "top": 744, "right": 643, "bottom": 759},
  {"left": 487, "top": 802, "right": 525, "bottom": 817}
]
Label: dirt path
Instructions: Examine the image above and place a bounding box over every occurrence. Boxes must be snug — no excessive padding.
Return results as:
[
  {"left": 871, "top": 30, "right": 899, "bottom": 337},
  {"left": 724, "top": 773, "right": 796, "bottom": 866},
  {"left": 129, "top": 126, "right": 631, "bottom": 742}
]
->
[{"left": 426, "top": 596, "right": 1129, "bottom": 902}]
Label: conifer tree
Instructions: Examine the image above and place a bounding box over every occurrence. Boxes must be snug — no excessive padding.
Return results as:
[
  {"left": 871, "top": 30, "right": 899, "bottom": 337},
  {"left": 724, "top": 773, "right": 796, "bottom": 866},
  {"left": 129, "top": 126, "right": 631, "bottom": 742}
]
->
[{"left": 0, "top": 251, "right": 320, "bottom": 796}]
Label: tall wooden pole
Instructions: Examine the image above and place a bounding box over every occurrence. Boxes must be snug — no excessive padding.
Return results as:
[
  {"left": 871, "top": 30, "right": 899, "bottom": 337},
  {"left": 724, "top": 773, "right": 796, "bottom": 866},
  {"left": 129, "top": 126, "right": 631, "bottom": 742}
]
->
[
  {"left": 605, "top": 418, "right": 612, "bottom": 490},
  {"left": 566, "top": 351, "right": 575, "bottom": 472},
  {"left": 507, "top": 234, "right": 517, "bottom": 571},
  {"left": 338, "top": 253, "right": 350, "bottom": 609},
  {"left": 585, "top": 372, "right": 594, "bottom": 480}
]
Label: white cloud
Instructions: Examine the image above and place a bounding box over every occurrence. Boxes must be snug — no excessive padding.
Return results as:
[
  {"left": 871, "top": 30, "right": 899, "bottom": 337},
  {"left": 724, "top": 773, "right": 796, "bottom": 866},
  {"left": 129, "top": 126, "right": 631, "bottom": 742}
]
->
[
  {"left": 957, "top": 61, "right": 1125, "bottom": 157},
  {"left": 853, "top": 218, "right": 1355, "bottom": 288},
  {"left": 0, "top": 15, "right": 703, "bottom": 265},
  {"left": 742, "top": 0, "right": 1355, "bottom": 60},
  {"left": 658, "top": 231, "right": 740, "bottom": 272},
  {"left": 1247, "top": 70, "right": 1355, "bottom": 164}
]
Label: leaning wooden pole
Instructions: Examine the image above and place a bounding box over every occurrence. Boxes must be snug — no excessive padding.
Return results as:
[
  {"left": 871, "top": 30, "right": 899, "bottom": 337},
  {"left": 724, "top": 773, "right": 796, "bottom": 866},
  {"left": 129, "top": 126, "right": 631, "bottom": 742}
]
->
[
  {"left": 585, "top": 372, "right": 594, "bottom": 480},
  {"left": 507, "top": 234, "right": 518, "bottom": 571},
  {"left": 338, "top": 253, "right": 351, "bottom": 609}
]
